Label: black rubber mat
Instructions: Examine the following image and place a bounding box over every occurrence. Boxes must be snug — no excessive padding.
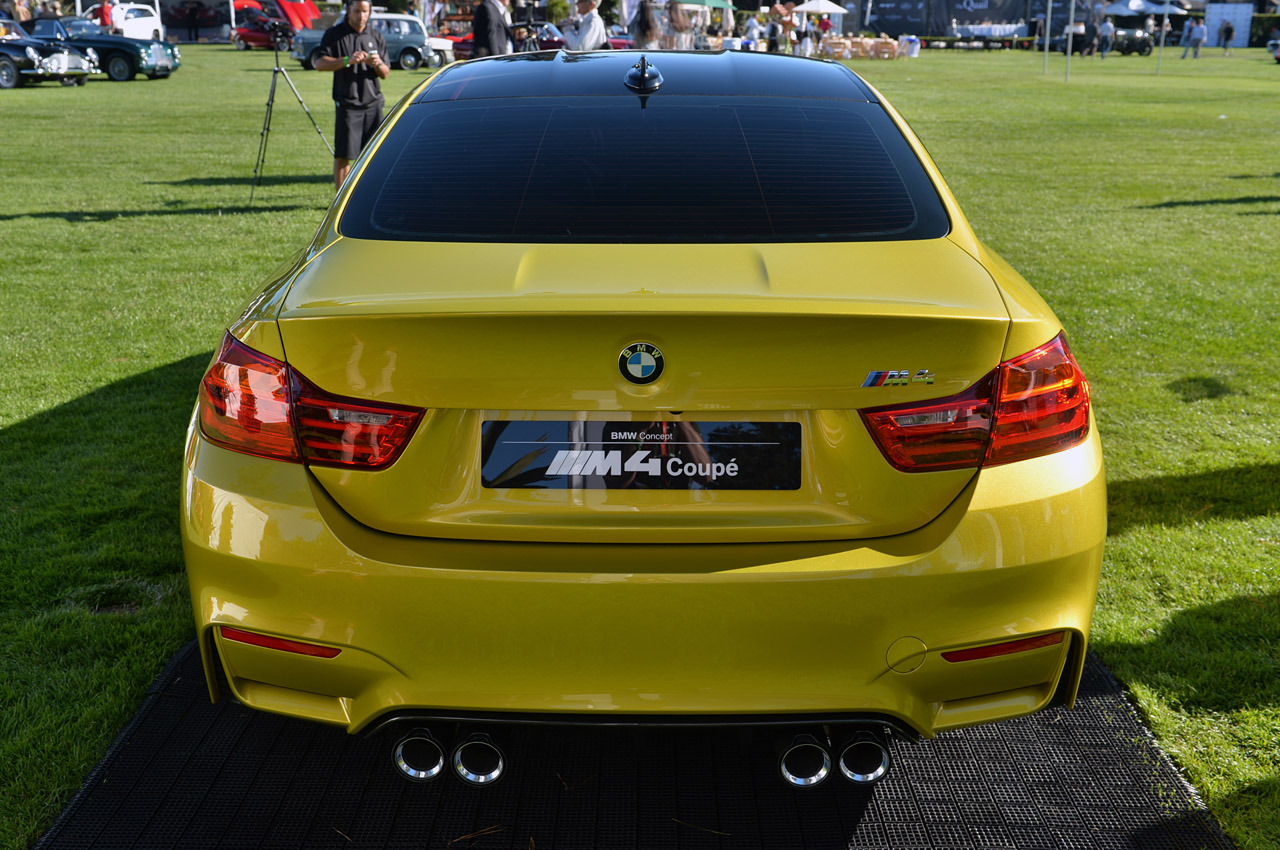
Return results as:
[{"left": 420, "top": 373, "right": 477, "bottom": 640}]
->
[{"left": 36, "top": 643, "right": 1234, "bottom": 850}]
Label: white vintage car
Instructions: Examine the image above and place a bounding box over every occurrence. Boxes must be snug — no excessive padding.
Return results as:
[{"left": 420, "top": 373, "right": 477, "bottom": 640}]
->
[{"left": 83, "top": 3, "right": 166, "bottom": 41}]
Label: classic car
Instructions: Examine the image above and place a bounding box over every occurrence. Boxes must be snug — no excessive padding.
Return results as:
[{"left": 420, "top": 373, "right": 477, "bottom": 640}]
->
[
  {"left": 183, "top": 50, "right": 1105, "bottom": 790},
  {"left": 25, "top": 16, "right": 179, "bottom": 80},
  {"left": 233, "top": 6, "right": 293, "bottom": 50},
  {"left": 83, "top": 2, "right": 166, "bottom": 40},
  {"left": 291, "top": 12, "right": 452, "bottom": 70},
  {"left": 0, "top": 17, "right": 96, "bottom": 87},
  {"left": 1111, "top": 27, "right": 1153, "bottom": 54}
]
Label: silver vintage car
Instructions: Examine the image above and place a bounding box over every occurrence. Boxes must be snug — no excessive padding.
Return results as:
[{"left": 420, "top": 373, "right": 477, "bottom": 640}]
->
[{"left": 291, "top": 12, "right": 452, "bottom": 71}]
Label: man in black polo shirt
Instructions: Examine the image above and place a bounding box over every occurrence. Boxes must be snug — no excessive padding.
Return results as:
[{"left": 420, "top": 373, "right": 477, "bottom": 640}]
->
[{"left": 314, "top": 0, "right": 389, "bottom": 190}]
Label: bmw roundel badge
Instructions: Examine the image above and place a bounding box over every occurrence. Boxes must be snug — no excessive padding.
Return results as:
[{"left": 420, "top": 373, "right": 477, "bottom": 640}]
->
[{"left": 619, "top": 343, "right": 664, "bottom": 385}]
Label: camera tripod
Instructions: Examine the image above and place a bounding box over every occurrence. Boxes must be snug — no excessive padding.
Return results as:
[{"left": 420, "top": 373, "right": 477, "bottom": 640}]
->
[{"left": 249, "top": 39, "right": 333, "bottom": 205}]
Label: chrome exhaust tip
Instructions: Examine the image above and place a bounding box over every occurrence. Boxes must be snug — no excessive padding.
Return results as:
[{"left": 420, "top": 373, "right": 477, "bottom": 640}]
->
[
  {"left": 452, "top": 733, "right": 505, "bottom": 785},
  {"left": 393, "top": 728, "right": 445, "bottom": 781},
  {"left": 837, "top": 730, "right": 891, "bottom": 785},
  {"left": 779, "top": 733, "right": 832, "bottom": 788}
]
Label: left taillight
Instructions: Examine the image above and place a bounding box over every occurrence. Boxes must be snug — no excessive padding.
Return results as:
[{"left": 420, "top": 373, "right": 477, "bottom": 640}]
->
[
  {"left": 197, "top": 332, "right": 423, "bottom": 470},
  {"left": 198, "top": 333, "right": 299, "bottom": 462}
]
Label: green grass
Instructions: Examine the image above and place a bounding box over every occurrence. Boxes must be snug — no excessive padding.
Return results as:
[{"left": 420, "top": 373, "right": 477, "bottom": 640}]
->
[{"left": 1, "top": 45, "right": 1277, "bottom": 849}]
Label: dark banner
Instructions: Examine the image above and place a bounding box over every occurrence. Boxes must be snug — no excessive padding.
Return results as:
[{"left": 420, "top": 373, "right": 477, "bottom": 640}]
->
[
  {"left": 481, "top": 420, "right": 802, "bottom": 491},
  {"left": 868, "top": 0, "right": 927, "bottom": 35},
  {"left": 945, "top": 0, "right": 1028, "bottom": 24}
]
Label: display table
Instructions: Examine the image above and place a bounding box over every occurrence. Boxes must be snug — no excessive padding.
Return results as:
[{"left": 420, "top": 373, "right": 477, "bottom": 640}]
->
[{"left": 955, "top": 23, "right": 1025, "bottom": 37}]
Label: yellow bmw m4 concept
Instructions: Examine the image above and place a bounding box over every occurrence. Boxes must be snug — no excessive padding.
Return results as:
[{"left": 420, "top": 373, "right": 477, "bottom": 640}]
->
[{"left": 182, "top": 50, "right": 1104, "bottom": 788}]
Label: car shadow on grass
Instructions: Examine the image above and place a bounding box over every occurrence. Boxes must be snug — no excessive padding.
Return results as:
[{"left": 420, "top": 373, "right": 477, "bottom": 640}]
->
[
  {"left": 1107, "top": 464, "right": 1280, "bottom": 536},
  {"left": 0, "top": 353, "right": 213, "bottom": 610},
  {"left": 0, "top": 205, "right": 314, "bottom": 222},
  {"left": 1214, "top": 776, "right": 1280, "bottom": 847},
  {"left": 1093, "top": 592, "right": 1280, "bottom": 714}
]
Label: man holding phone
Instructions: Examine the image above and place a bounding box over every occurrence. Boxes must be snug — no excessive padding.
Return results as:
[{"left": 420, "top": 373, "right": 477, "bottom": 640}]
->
[{"left": 315, "top": 0, "right": 389, "bottom": 191}]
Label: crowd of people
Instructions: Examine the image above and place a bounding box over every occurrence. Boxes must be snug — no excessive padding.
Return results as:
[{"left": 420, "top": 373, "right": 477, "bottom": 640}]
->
[
  {"left": 1039, "top": 9, "right": 1237, "bottom": 61},
  {"left": 1, "top": 0, "right": 65, "bottom": 22}
]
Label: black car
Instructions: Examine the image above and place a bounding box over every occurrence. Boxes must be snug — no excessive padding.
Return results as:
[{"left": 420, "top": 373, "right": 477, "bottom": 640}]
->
[
  {"left": 0, "top": 17, "right": 95, "bottom": 87},
  {"left": 24, "top": 16, "right": 179, "bottom": 81}
]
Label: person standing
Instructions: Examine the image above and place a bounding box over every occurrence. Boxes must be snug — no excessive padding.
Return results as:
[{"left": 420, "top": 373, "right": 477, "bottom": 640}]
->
[
  {"left": 185, "top": 1, "right": 199, "bottom": 41},
  {"left": 472, "top": 0, "right": 513, "bottom": 56},
  {"left": 562, "top": 0, "right": 605, "bottom": 49},
  {"left": 314, "top": 0, "right": 389, "bottom": 191},
  {"left": 663, "top": 0, "right": 689, "bottom": 49},
  {"left": 634, "top": 0, "right": 659, "bottom": 48},
  {"left": 1098, "top": 16, "right": 1114, "bottom": 58},
  {"left": 1181, "top": 17, "right": 1205, "bottom": 58},
  {"left": 1220, "top": 18, "right": 1233, "bottom": 55}
]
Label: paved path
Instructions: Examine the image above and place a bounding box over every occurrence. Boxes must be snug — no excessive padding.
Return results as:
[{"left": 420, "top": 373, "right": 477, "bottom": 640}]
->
[{"left": 36, "top": 643, "right": 1234, "bottom": 849}]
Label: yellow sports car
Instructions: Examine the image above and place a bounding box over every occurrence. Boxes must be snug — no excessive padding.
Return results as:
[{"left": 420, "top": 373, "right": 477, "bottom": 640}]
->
[{"left": 182, "top": 50, "right": 1104, "bottom": 789}]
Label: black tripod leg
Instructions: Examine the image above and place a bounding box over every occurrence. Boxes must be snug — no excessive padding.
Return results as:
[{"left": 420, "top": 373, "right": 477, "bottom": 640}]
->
[
  {"left": 250, "top": 71, "right": 280, "bottom": 205},
  {"left": 279, "top": 67, "right": 335, "bottom": 157}
]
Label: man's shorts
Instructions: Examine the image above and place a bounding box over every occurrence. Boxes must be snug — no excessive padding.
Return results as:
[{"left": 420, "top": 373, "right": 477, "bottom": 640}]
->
[{"left": 335, "top": 102, "right": 383, "bottom": 161}]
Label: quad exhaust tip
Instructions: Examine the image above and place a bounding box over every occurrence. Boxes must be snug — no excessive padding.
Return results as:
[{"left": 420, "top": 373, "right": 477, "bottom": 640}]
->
[
  {"left": 452, "top": 733, "right": 506, "bottom": 785},
  {"left": 779, "top": 734, "right": 832, "bottom": 788},
  {"left": 393, "top": 729, "right": 445, "bottom": 781},
  {"left": 837, "top": 731, "right": 891, "bottom": 785}
]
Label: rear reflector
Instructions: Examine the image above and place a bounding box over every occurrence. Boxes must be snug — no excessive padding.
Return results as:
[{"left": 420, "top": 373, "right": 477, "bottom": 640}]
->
[
  {"left": 220, "top": 626, "right": 342, "bottom": 658},
  {"left": 860, "top": 333, "right": 1090, "bottom": 472},
  {"left": 941, "top": 631, "right": 1064, "bottom": 663},
  {"left": 197, "top": 332, "right": 424, "bottom": 470}
]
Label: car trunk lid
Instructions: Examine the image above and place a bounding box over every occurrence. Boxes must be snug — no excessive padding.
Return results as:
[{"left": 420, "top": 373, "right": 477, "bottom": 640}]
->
[{"left": 274, "top": 237, "right": 1010, "bottom": 543}]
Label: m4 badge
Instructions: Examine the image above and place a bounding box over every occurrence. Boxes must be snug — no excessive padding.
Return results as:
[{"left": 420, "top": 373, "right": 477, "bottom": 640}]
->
[{"left": 862, "top": 369, "right": 935, "bottom": 388}]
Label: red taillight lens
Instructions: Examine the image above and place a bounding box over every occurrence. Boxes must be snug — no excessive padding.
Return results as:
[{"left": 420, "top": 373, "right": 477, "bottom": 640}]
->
[
  {"left": 220, "top": 626, "right": 342, "bottom": 658},
  {"left": 861, "top": 333, "right": 1091, "bottom": 472},
  {"left": 860, "top": 374, "right": 995, "bottom": 472},
  {"left": 985, "top": 333, "right": 1090, "bottom": 466},
  {"left": 198, "top": 334, "right": 299, "bottom": 462},
  {"left": 198, "top": 332, "right": 423, "bottom": 470},
  {"left": 291, "top": 371, "right": 423, "bottom": 470},
  {"left": 941, "top": 630, "right": 1065, "bottom": 663}
]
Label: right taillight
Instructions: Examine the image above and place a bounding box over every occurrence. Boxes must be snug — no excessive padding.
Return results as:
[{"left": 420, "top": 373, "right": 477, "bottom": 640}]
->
[
  {"left": 197, "top": 332, "right": 423, "bottom": 470},
  {"left": 985, "top": 333, "right": 1091, "bottom": 467},
  {"left": 861, "top": 332, "right": 1091, "bottom": 472}
]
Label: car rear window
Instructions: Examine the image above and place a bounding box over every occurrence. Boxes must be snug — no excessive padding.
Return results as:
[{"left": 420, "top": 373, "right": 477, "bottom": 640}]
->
[{"left": 339, "top": 96, "right": 949, "bottom": 243}]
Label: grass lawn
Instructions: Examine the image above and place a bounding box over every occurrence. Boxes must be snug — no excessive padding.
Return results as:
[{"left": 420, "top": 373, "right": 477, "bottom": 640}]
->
[{"left": 1, "top": 43, "right": 1277, "bottom": 850}]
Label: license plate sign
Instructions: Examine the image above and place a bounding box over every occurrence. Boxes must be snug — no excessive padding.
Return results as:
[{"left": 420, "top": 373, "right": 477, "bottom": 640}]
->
[{"left": 481, "top": 420, "right": 801, "bottom": 490}]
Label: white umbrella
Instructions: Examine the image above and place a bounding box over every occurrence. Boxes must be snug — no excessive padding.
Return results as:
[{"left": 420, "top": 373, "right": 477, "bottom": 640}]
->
[{"left": 791, "top": 0, "right": 845, "bottom": 14}]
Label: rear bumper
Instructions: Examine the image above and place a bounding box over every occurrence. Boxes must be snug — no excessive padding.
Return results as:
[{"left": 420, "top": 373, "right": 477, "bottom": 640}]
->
[{"left": 182, "top": 414, "right": 1105, "bottom": 738}]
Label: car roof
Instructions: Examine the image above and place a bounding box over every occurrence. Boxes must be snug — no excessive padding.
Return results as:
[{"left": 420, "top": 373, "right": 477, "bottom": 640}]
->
[
  {"left": 376, "top": 12, "right": 420, "bottom": 21},
  {"left": 418, "top": 50, "right": 877, "bottom": 103}
]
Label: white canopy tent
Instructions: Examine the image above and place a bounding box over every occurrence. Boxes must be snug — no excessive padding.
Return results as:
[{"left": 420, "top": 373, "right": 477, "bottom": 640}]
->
[
  {"left": 1103, "top": 0, "right": 1186, "bottom": 15},
  {"left": 791, "top": 0, "right": 845, "bottom": 12}
]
